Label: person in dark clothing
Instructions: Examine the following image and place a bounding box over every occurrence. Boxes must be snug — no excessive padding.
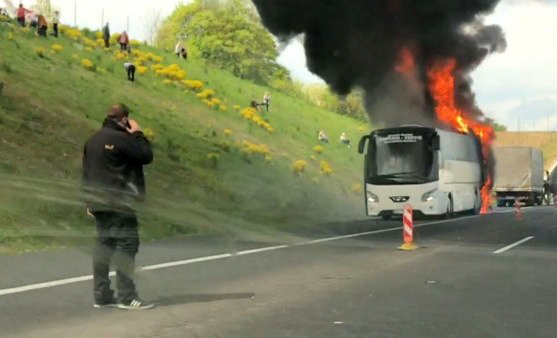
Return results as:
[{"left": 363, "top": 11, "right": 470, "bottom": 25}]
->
[
  {"left": 82, "top": 104, "right": 154, "bottom": 310},
  {"left": 103, "top": 23, "right": 111, "bottom": 48},
  {"left": 37, "top": 14, "right": 47, "bottom": 37},
  {"left": 124, "top": 62, "right": 136, "bottom": 82}
]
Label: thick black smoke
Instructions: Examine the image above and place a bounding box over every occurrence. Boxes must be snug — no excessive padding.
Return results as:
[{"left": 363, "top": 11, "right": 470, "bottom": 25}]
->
[{"left": 252, "top": 0, "right": 506, "bottom": 127}]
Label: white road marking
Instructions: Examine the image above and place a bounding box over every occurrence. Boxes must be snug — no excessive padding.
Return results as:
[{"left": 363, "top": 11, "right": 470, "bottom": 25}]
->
[
  {"left": 0, "top": 213, "right": 493, "bottom": 297},
  {"left": 493, "top": 236, "right": 535, "bottom": 254}
]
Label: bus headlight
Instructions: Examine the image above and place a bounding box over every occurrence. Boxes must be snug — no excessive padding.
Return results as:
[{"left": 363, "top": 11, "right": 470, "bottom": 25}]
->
[
  {"left": 367, "top": 191, "right": 379, "bottom": 203},
  {"left": 422, "top": 189, "right": 437, "bottom": 202}
]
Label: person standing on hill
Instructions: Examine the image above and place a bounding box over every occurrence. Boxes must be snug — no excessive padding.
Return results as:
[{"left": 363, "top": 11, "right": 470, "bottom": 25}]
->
[
  {"left": 51, "top": 10, "right": 60, "bottom": 37},
  {"left": 175, "top": 41, "right": 183, "bottom": 58},
  {"left": 103, "top": 23, "right": 111, "bottom": 48},
  {"left": 118, "top": 31, "right": 129, "bottom": 51},
  {"left": 263, "top": 92, "right": 271, "bottom": 112},
  {"left": 37, "top": 14, "right": 47, "bottom": 37},
  {"left": 124, "top": 62, "right": 136, "bottom": 82},
  {"left": 16, "top": 4, "right": 28, "bottom": 26},
  {"left": 82, "top": 103, "right": 154, "bottom": 310}
]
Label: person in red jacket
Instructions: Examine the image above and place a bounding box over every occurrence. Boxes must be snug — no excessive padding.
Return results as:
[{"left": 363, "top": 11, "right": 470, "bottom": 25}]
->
[
  {"left": 118, "top": 31, "right": 130, "bottom": 51},
  {"left": 16, "top": 4, "right": 29, "bottom": 27}
]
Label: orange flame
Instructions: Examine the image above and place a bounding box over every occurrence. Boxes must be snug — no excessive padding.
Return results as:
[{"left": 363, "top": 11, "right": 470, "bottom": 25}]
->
[
  {"left": 427, "top": 58, "right": 494, "bottom": 214},
  {"left": 395, "top": 47, "right": 415, "bottom": 76}
]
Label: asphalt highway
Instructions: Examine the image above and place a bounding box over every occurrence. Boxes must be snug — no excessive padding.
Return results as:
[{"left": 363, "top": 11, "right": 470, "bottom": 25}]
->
[{"left": 1, "top": 206, "right": 556, "bottom": 337}]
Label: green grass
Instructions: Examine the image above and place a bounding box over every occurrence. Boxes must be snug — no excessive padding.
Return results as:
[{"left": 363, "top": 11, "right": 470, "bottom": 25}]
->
[{"left": 0, "top": 22, "right": 368, "bottom": 253}]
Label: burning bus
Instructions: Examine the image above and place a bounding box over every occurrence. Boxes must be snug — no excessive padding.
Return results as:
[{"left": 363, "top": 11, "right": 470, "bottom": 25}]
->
[{"left": 358, "top": 126, "right": 483, "bottom": 219}]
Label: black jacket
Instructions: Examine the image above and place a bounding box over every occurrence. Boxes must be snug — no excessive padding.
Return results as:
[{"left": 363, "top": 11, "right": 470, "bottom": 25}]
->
[{"left": 82, "top": 119, "right": 153, "bottom": 212}]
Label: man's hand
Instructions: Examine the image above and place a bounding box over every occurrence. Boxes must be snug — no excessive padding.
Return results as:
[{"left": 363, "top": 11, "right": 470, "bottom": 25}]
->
[{"left": 127, "top": 119, "right": 142, "bottom": 134}]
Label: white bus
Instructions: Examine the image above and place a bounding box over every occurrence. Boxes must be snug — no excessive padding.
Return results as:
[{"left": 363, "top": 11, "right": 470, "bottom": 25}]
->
[{"left": 358, "top": 126, "right": 483, "bottom": 219}]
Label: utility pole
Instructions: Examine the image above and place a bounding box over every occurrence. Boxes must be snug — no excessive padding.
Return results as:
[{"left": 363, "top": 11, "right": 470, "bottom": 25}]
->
[
  {"left": 101, "top": 8, "right": 104, "bottom": 30},
  {"left": 73, "top": 0, "right": 76, "bottom": 27},
  {"left": 127, "top": 16, "right": 129, "bottom": 34}
]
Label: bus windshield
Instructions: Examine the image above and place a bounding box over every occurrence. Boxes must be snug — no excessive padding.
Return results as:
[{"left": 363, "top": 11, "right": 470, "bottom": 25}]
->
[{"left": 367, "top": 130, "right": 438, "bottom": 185}]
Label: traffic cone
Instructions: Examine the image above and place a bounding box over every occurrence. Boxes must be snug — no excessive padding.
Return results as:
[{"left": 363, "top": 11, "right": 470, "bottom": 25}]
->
[
  {"left": 398, "top": 204, "right": 419, "bottom": 251},
  {"left": 515, "top": 200, "right": 523, "bottom": 221}
]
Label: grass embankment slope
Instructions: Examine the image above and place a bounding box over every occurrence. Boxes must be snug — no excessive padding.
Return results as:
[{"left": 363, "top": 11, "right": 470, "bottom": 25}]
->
[
  {"left": 0, "top": 22, "right": 368, "bottom": 252},
  {"left": 495, "top": 132, "right": 557, "bottom": 168}
]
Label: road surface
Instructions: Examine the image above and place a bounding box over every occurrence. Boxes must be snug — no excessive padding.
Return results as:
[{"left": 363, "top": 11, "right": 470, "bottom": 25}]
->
[{"left": 1, "top": 206, "right": 557, "bottom": 337}]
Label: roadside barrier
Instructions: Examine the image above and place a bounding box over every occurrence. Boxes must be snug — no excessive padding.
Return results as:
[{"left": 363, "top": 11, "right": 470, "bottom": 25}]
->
[
  {"left": 398, "top": 204, "right": 419, "bottom": 251},
  {"left": 515, "top": 200, "right": 523, "bottom": 221}
]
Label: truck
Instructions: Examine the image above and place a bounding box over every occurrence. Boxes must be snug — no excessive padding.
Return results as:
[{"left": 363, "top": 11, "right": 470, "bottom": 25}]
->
[{"left": 493, "top": 146, "right": 544, "bottom": 207}]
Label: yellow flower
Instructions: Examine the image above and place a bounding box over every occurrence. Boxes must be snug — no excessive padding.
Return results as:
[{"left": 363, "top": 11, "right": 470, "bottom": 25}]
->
[
  {"left": 51, "top": 44, "right": 64, "bottom": 53},
  {"left": 85, "top": 47, "right": 94, "bottom": 52},
  {"left": 130, "top": 40, "right": 141, "bottom": 47},
  {"left": 162, "top": 79, "right": 172, "bottom": 85},
  {"left": 223, "top": 129, "right": 233, "bottom": 137},
  {"left": 292, "top": 160, "right": 308, "bottom": 175},
  {"left": 7, "top": 32, "right": 13, "bottom": 40},
  {"left": 241, "top": 141, "right": 270, "bottom": 157},
  {"left": 320, "top": 161, "right": 334, "bottom": 176},
  {"left": 233, "top": 105, "right": 241, "bottom": 111},
  {"left": 351, "top": 183, "right": 363, "bottom": 195},
  {"left": 358, "top": 126, "right": 367, "bottom": 132},
  {"left": 143, "top": 128, "right": 156, "bottom": 142},
  {"left": 137, "top": 66, "right": 148, "bottom": 75},
  {"left": 313, "top": 145, "right": 325, "bottom": 155},
  {"left": 81, "top": 58, "right": 95, "bottom": 70},
  {"left": 310, "top": 155, "right": 317, "bottom": 161},
  {"left": 220, "top": 105, "right": 228, "bottom": 111},
  {"left": 96, "top": 38, "right": 105, "bottom": 47},
  {"left": 35, "top": 47, "right": 46, "bottom": 57}
]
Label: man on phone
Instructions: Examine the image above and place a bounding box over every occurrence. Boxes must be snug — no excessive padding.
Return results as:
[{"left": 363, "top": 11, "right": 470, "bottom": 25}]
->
[{"left": 82, "top": 103, "right": 154, "bottom": 310}]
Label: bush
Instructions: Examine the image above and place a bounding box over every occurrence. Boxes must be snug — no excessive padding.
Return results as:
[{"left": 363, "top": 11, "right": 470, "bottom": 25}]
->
[
  {"left": 51, "top": 44, "right": 64, "bottom": 53},
  {"left": 292, "top": 160, "right": 308, "bottom": 175},
  {"left": 313, "top": 145, "right": 325, "bottom": 155},
  {"left": 320, "top": 160, "right": 334, "bottom": 176},
  {"left": 35, "top": 47, "right": 46, "bottom": 58},
  {"left": 81, "top": 58, "right": 95, "bottom": 71}
]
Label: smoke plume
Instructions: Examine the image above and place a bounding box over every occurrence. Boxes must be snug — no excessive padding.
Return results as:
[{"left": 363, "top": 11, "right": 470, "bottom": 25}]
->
[{"left": 252, "top": 0, "right": 506, "bottom": 127}]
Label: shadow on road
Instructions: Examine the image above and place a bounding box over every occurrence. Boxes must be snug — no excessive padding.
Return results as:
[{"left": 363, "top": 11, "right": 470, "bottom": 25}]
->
[{"left": 155, "top": 292, "right": 255, "bottom": 306}]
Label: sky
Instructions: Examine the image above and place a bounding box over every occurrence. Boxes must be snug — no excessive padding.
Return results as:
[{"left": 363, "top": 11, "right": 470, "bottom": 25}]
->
[{"left": 5, "top": 0, "right": 557, "bottom": 131}]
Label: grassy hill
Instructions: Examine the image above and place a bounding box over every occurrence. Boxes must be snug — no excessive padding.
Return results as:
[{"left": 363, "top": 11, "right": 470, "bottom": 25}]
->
[
  {"left": 495, "top": 132, "right": 557, "bottom": 168},
  {"left": 0, "top": 21, "right": 369, "bottom": 252}
]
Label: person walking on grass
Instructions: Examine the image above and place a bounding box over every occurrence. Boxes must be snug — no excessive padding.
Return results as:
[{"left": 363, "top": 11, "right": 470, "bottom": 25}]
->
[
  {"left": 124, "top": 62, "right": 136, "bottom": 82},
  {"left": 263, "top": 92, "right": 271, "bottom": 112},
  {"left": 118, "top": 31, "right": 129, "bottom": 51},
  {"left": 175, "top": 41, "right": 183, "bottom": 58},
  {"left": 103, "top": 23, "right": 110, "bottom": 48},
  {"left": 37, "top": 14, "right": 47, "bottom": 37},
  {"left": 16, "top": 4, "right": 29, "bottom": 27},
  {"left": 51, "top": 10, "right": 60, "bottom": 37},
  {"left": 82, "top": 103, "right": 154, "bottom": 310}
]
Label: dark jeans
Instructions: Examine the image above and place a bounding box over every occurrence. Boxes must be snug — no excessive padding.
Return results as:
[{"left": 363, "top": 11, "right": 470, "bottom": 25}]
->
[
  {"left": 93, "top": 211, "right": 140, "bottom": 303},
  {"left": 53, "top": 23, "right": 58, "bottom": 37},
  {"left": 17, "top": 17, "right": 25, "bottom": 27},
  {"left": 127, "top": 65, "right": 136, "bottom": 82},
  {"left": 120, "top": 43, "right": 128, "bottom": 51},
  {"left": 104, "top": 38, "right": 110, "bottom": 48},
  {"left": 38, "top": 26, "right": 47, "bottom": 37}
]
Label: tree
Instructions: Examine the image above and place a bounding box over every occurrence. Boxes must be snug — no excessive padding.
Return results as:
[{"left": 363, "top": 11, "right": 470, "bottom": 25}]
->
[
  {"left": 31, "top": 0, "right": 57, "bottom": 21},
  {"left": 185, "top": 2, "right": 283, "bottom": 83},
  {"left": 145, "top": 9, "right": 163, "bottom": 46},
  {"left": 156, "top": 0, "right": 203, "bottom": 50}
]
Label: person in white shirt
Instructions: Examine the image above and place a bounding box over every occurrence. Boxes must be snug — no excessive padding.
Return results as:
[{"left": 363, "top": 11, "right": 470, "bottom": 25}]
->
[
  {"left": 175, "top": 41, "right": 183, "bottom": 58},
  {"left": 52, "top": 10, "right": 60, "bottom": 37},
  {"left": 340, "top": 132, "right": 351, "bottom": 148},
  {"left": 318, "top": 130, "right": 329, "bottom": 143},
  {"left": 124, "top": 62, "right": 136, "bottom": 82}
]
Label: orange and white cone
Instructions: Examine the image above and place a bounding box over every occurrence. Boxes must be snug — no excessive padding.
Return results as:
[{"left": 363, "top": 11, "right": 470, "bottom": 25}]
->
[
  {"left": 398, "top": 204, "right": 419, "bottom": 251},
  {"left": 515, "top": 200, "right": 523, "bottom": 221}
]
